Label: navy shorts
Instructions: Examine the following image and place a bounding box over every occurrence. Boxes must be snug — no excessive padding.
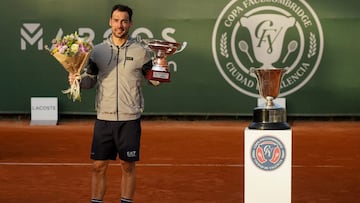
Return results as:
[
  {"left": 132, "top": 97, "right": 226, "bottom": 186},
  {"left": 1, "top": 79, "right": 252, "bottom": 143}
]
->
[{"left": 90, "top": 118, "right": 141, "bottom": 162}]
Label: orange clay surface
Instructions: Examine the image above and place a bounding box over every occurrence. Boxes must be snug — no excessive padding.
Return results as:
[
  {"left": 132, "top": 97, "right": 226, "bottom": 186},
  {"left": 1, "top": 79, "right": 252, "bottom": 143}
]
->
[{"left": 0, "top": 119, "right": 359, "bottom": 203}]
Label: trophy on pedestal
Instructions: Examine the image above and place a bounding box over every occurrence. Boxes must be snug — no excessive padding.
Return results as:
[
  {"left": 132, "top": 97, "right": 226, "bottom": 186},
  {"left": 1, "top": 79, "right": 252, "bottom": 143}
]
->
[
  {"left": 240, "top": 14, "right": 295, "bottom": 130},
  {"left": 248, "top": 68, "right": 290, "bottom": 130},
  {"left": 242, "top": 14, "right": 293, "bottom": 203},
  {"left": 141, "top": 39, "right": 186, "bottom": 82}
]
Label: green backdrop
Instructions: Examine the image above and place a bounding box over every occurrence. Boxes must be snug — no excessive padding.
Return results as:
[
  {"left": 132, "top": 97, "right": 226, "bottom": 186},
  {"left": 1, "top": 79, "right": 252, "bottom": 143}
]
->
[{"left": 0, "top": 0, "right": 359, "bottom": 116}]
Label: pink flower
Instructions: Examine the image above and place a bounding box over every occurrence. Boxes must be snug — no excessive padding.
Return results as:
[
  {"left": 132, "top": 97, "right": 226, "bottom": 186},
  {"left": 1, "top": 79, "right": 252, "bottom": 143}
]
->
[{"left": 59, "top": 45, "right": 67, "bottom": 54}]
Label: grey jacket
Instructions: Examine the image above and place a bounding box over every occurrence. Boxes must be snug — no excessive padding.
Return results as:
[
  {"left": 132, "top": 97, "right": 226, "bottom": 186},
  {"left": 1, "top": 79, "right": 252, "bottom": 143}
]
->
[{"left": 80, "top": 36, "right": 152, "bottom": 121}]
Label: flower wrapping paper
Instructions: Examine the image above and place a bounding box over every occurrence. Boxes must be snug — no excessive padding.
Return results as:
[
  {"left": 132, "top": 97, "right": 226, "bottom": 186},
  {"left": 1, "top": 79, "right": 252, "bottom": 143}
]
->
[{"left": 46, "top": 32, "right": 93, "bottom": 101}]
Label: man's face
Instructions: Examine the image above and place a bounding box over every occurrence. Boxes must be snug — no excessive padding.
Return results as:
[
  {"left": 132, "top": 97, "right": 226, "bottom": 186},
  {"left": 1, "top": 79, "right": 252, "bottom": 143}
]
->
[{"left": 109, "top": 10, "right": 133, "bottom": 39}]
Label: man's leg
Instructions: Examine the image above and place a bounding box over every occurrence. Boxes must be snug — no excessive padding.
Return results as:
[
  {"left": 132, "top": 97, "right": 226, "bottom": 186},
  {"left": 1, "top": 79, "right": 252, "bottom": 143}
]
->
[
  {"left": 120, "top": 160, "right": 136, "bottom": 201},
  {"left": 92, "top": 160, "right": 110, "bottom": 201}
]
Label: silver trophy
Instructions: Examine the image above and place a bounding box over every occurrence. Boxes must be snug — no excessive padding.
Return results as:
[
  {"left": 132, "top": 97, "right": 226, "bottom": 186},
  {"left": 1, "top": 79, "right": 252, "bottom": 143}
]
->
[
  {"left": 248, "top": 68, "right": 290, "bottom": 130},
  {"left": 141, "top": 39, "right": 186, "bottom": 82},
  {"left": 240, "top": 14, "right": 294, "bottom": 130}
]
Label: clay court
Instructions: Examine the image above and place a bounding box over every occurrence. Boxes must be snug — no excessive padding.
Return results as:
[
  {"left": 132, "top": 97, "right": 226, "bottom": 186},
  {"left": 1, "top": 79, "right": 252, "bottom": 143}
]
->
[{"left": 0, "top": 118, "right": 359, "bottom": 203}]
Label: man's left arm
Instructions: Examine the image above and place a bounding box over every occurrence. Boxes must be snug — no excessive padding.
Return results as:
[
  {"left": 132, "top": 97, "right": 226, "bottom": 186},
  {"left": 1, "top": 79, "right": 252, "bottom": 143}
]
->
[
  {"left": 141, "top": 60, "right": 152, "bottom": 76},
  {"left": 142, "top": 60, "right": 160, "bottom": 86}
]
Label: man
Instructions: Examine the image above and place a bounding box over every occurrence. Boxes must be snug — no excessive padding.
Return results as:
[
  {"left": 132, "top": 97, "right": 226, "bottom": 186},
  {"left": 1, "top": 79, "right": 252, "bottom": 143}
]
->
[{"left": 69, "top": 4, "right": 159, "bottom": 203}]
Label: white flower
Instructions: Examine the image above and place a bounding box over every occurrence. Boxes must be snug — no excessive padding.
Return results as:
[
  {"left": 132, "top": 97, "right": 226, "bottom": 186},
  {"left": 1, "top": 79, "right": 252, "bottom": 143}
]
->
[{"left": 70, "top": 44, "right": 79, "bottom": 54}]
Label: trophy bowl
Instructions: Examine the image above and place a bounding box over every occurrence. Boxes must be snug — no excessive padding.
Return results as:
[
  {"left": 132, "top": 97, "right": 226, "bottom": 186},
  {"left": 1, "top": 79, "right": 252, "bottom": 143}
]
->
[
  {"left": 255, "top": 68, "right": 284, "bottom": 107},
  {"left": 248, "top": 68, "right": 290, "bottom": 130},
  {"left": 141, "top": 39, "right": 185, "bottom": 82}
]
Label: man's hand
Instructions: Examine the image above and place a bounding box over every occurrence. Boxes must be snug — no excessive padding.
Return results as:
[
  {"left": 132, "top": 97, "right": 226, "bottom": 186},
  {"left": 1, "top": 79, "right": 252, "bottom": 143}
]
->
[
  {"left": 149, "top": 80, "right": 161, "bottom": 86},
  {"left": 68, "top": 73, "right": 80, "bottom": 85}
]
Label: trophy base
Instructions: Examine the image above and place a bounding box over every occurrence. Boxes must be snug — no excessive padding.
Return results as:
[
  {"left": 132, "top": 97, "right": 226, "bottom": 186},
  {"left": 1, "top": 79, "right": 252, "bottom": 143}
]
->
[
  {"left": 248, "top": 122, "right": 290, "bottom": 130},
  {"left": 146, "top": 70, "right": 171, "bottom": 82},
  {"left": 248, "top": 107, "right": 290, "bottom": 130}
]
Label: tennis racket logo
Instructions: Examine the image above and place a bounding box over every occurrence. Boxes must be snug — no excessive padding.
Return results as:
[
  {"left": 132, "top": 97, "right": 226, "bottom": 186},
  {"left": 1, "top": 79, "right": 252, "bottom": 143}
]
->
[
  {"left": 212, "top": 0, "right": 324, "bottom": 97},
  {"left": 256, "top": 142, "right": 281, "bottom": 164},
  {"left": 251, "top": 136, "right": 285, "bottom": 171}
]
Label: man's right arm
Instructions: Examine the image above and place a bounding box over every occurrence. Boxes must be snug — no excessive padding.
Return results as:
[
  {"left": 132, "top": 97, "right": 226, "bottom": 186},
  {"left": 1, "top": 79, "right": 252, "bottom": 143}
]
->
[{"left": 80, "top": 59, "right": 98, "bottom": 89}]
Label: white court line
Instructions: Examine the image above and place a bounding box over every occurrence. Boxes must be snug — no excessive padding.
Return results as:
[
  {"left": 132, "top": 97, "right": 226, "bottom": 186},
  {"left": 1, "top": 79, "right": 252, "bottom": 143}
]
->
[
  {"left": 0, "top": 162, "right": 242, "bottom": 167},
  {"left": 0, "top": 162, "right": 345, "bottom": 168}
]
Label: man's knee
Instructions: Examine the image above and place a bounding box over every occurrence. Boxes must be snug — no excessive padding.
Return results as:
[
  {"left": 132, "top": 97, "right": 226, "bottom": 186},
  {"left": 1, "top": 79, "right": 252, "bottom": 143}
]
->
[
  {"left": 120, "top": 161, "right": 136, "bottom": 174},
  {"left": 93, "top": 160, "right": 109, "bottom": 175}
]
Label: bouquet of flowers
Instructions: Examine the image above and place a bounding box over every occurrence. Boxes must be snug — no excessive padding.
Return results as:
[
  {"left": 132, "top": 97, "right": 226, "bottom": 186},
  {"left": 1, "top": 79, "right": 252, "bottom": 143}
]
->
[{"left": 45, "top": 32, "right": 93, "bottom": 101}]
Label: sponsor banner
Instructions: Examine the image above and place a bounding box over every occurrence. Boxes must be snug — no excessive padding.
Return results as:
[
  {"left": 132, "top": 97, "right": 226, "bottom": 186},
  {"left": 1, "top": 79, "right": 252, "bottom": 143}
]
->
[{"left": 1, "top": 0, "right": 360, "bottom": 116}]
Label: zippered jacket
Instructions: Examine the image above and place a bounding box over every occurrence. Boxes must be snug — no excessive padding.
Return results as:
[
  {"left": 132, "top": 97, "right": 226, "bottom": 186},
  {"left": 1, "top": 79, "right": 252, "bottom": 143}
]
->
[{"left": 80, "top": 36, "right": 152, "bottom": 121}]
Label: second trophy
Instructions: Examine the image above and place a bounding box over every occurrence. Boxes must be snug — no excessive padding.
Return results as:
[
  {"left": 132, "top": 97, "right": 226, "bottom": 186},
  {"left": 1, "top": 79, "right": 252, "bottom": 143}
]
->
[
  {"left": 248, "top": 68, "right": 291, "bottom": 130},
  {"left": 141, "top": 39, "right": 186, "bottom": 82}
]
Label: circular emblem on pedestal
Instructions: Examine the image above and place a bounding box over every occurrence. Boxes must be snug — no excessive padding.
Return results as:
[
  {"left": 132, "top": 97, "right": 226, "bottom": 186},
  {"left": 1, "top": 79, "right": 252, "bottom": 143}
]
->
[{"left": 251, "top": 136, "right": 286, "bottom": 171}]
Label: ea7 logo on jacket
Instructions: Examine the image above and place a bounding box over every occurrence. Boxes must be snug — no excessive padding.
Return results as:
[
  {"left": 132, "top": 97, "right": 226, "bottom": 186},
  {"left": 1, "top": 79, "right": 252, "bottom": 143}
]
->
[{"left": 212, "top": 0, "right": 324, "bottom": 97}]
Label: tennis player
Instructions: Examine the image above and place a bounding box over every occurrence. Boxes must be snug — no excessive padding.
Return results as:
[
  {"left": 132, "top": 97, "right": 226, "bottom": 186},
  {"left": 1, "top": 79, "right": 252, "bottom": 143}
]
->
[{"left": 69, "top": 4, "right": 159, "bottom": 203}]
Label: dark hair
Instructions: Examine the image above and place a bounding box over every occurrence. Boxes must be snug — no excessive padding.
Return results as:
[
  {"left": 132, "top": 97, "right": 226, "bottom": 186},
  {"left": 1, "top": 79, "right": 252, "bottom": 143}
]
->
[{"left": 111, "top": 4, "right": 133, "bottom": 21}]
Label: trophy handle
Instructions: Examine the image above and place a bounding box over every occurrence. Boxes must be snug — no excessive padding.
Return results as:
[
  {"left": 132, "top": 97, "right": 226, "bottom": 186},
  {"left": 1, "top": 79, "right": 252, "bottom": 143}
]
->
[
  {"left": 283, "top": 66, "right": 290, "bottom": 74},
  {"left": 249, "top": 67, "right": 256, "bottom": 75},
  {"left": 175, "top": 42, "right": 187, "bottom": 53}
]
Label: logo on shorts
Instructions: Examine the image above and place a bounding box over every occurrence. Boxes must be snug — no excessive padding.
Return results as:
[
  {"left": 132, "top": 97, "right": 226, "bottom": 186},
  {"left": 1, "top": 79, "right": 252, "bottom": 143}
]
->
[
  {"left": 127, "top": 151, "right": 137, "bottom": 158},
  {"left": 212, "top": 0, "right": 324, "bottom": 97},
  {"left": 251, "top": 136, "right": 286, "bottom": 171}
]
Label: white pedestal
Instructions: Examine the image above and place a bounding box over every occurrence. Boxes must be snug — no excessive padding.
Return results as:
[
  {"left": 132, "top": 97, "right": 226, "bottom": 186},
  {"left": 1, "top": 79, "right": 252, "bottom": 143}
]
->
[
  {"left": 244, "top": 128, "right": 292, "bottom": 203},
  {"left": 30, "top": 97, "right": 58, "bottom": 125}
]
